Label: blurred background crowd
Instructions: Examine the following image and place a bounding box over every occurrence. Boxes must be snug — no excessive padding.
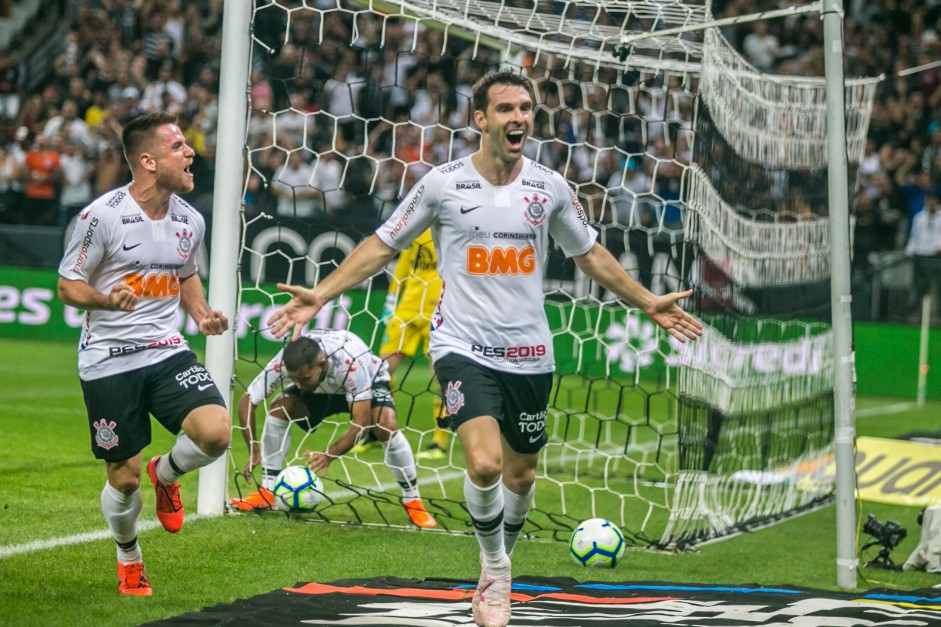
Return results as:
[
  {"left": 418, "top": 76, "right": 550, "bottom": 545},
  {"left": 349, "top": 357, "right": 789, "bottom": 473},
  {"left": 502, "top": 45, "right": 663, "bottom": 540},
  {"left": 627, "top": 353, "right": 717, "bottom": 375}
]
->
[{"left": 0, "top": 0, "right": 938, "bottom": 305}]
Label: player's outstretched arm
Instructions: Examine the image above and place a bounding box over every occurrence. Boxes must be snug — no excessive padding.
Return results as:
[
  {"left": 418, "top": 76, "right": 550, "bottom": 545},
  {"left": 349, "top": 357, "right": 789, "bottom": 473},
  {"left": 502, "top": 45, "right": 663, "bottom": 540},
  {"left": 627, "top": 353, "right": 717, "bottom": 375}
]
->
[
  {"left": 574, "top": 242, "right": 703, "bottom": 342},
  {"left": 305, "top": 399, "right": 372, "bottom": 475},
  {"left": 268, "top": 235, "right": 399, "bottom": 340}
]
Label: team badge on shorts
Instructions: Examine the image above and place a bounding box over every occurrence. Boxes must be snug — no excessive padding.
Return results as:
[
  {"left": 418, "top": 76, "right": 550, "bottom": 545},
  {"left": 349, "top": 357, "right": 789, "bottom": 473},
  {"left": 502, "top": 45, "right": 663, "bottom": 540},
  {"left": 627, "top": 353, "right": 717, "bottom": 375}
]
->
[
  {"left": 444, "top": 381, "right": 465, "bottom": 415},
  {"left": 93, "top": 419, "right": 119, "bottom": 450},
  {"left": 523, "top": 194, "right": 548, "bottom": 226}
]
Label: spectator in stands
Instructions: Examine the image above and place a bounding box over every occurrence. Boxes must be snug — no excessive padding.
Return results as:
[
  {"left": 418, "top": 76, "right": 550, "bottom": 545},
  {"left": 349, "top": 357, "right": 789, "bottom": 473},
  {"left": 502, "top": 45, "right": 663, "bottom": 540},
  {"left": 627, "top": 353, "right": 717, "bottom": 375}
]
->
[
  {"left": 22, "top": 133, "right": 62, "bottom": 226},
  {"left": 16, "top": 94, "right": 49, "bottom": 138},
  {"left": 895, "top": 158, "right": 939, "bottom": 236},
  {"left": 743, "top": 21, "right": 782, "bottom": 72},
  {"left": 271, "top": 150, "right": 320, "bottom": 219},
  {"left": 141, "top": 62, "right": 187, "bottom": 114},
  {"left": 140, "top": 9, "right": 175, "bottom": 80},
  {"left": 0, "top": 53, "right": 21, "bottom": 122},
  {"left": 84, "top": 89, "right": 111, "bottom": 130},
  {"left": 905, "top": 190, "right": 941, "bottom": 305},
  {"left": 43, "top": 99, "right": 92, "bottom": 150},
  {"left": 59, "top": 138, "right": 94, "bottom": 226},
  {"left": 0, "top": 142, "right": 22, "bottom": 223}
]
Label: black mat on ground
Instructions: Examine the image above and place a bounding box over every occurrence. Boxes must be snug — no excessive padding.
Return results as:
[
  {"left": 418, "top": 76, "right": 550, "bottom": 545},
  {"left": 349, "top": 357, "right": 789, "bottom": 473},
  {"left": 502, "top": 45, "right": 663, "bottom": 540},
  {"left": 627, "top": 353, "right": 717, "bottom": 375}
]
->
[{"left": 144, "top": 576, "right": 941, "bottom": 626}]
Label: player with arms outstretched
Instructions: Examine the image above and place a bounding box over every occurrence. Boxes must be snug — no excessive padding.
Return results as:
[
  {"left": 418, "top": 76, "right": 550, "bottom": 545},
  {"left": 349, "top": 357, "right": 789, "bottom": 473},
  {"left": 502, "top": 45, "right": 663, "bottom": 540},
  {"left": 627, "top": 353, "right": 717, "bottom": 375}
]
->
[
  {"left": 267, "top": 70, "right": 702, "bottom": 627},
  {"left": 231, "top": 330, "right": 437, "bottom": 529},
  {"left": 57, "top": 113, "right": 231, "bottom": 596}
]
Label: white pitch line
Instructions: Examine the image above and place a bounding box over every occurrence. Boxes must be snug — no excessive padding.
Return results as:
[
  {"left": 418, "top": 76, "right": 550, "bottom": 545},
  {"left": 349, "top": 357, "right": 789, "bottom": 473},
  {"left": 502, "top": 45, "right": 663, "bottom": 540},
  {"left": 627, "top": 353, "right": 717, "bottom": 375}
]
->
[
  {"left": 855, "top": 401, "right": 917, "bottom": 418},
  {"left": 0, "top": 518, "right": 202, "bottom": 559}
]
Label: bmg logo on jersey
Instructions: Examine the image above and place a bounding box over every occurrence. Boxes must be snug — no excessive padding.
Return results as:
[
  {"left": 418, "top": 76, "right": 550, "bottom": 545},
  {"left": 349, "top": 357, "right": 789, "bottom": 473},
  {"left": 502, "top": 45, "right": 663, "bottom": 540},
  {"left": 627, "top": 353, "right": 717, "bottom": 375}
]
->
[
  {"left": 466, "top": 245, "right": 536, "bottom": 275},
  {"left": 124, "top": 271, "right": 180, "bottom": 299},
  {"left": 176, "top": 364, "right": 213, "bottom": 390}
]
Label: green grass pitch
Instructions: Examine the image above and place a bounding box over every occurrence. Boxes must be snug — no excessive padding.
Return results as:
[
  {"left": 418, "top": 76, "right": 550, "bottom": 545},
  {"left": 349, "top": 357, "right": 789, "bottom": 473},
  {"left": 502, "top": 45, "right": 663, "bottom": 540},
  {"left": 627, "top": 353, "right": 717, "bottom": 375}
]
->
[{"left": 1, "top": 337, "right": 939, "bottom": 627}]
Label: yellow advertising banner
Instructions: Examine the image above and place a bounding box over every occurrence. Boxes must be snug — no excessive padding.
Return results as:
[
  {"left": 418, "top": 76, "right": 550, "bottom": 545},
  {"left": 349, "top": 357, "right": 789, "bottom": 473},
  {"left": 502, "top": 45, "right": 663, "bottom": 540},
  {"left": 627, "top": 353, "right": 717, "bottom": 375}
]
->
[{"left": 856, "top": 437, "right": 941, "bottom": 507}]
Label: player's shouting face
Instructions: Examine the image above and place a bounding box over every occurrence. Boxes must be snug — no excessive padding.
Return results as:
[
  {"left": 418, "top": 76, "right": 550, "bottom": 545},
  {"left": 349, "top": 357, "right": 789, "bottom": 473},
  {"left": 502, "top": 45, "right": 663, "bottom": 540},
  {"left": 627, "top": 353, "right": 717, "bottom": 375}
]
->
[
  {"left": 476, "top": 83, "right": 533, "bottom": 166},
  {"left": 150, "top": 124, "right": 196, "bottom": 194}
]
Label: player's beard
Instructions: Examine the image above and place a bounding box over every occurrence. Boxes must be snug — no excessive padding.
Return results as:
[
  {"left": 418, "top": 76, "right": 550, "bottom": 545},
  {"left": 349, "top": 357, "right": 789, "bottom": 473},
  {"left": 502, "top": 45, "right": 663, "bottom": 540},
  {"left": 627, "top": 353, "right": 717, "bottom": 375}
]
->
[{"left": 157, "top": 167, "right": 194, "bottom": 195}]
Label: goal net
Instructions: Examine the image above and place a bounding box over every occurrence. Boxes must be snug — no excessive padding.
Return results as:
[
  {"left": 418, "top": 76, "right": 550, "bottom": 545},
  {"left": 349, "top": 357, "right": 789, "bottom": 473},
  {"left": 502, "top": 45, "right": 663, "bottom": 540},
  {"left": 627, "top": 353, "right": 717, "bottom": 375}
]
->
[{"left": 224, "top": 0, "right": 879, "bottom": 549}]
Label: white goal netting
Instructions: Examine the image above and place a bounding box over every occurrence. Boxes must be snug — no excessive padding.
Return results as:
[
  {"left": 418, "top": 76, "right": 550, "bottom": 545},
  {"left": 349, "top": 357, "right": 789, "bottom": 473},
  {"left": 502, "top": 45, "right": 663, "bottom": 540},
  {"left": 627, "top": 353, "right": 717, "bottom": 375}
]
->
[{"left": 224, "top": 0, "right": 879, "bottom": 549}]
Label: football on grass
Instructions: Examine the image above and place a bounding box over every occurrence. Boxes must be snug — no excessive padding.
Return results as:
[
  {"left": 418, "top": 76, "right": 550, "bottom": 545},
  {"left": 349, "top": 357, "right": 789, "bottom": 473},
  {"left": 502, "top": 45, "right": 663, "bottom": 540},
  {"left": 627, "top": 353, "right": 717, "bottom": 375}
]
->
[
  {"left": 272, "top": 465, "right": 323, "bottom": 512},
  {"left": 569, "top": 517, "right": 626, "bottom": 568}
]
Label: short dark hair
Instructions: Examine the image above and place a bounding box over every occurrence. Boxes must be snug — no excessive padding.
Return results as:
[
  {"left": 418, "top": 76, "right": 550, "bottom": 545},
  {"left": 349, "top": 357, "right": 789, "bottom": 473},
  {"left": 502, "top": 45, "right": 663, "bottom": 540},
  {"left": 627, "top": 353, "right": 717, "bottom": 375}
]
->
[
  {"left": 283, "top": 337, "right": 323, "bottom": 371},
  {"left": 121, "top": 112, "right": 178, "bottom": 170},
  {"left": 471, "top": 69, "right": 534, "bottom": 114}
]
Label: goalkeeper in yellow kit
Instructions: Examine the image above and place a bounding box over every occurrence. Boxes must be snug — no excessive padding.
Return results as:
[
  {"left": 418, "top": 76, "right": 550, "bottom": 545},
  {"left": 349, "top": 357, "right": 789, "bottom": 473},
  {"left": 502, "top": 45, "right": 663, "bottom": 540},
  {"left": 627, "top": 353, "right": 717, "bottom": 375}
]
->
[{"left": 352, "top": 229, "right": 448, "bottom": 459}]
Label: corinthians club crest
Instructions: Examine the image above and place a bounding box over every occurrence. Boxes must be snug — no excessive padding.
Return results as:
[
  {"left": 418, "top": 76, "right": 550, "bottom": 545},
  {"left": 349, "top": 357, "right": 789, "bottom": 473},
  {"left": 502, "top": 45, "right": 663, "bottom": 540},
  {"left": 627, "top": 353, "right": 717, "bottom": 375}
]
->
[
  {"left": 175, "top": 228, "right": 193, "bottom": 260},
  {"left": 93, "top": 418, "right": 119, "bottom": 450},
  {"left": 523, "top": 193, "right": 548, "bottom": 226},
  {"left": 444, "top": 381, "right": 465, "bottom": 415}
]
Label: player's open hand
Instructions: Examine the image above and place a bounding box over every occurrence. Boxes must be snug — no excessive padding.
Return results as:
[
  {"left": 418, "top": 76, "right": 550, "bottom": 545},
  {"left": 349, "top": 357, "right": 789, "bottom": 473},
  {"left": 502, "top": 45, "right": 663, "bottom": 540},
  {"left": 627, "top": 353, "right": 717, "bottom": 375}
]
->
[
  {"left": 108, "top": 283, "right": 137, "bottom": 311},
  {"left": 242, "top": 447, "right": 260, "bottom": 480},
  {"left": 198, "top": 310, "right": 228, "bottom": 335},
  {"left": 267, "top": 283, "right": 324, "bottom": 340},
  {"left": 644, "top": 289, "right": 703, "bottom": 343},
  {"left": 305, "top": 450, "right": 333, "bottom": 476}
]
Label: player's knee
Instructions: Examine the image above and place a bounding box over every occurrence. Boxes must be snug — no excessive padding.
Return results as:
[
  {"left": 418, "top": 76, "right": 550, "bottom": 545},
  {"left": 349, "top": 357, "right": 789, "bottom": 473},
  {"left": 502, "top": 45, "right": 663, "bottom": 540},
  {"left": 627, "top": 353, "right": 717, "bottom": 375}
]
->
[
  {"left": 112, "top": 475, "right": 141, "bottom": 494},
  {"left": 190, "top": 407, "right": 231, "bottom": 457},
  {"left": 503, "top": 472, "right": 536, "bottom": 495},
  {"left": 204, "top": 422, "right": 231, "bottom": 457},
  {"left": 466, "top": 453, "right": 502, "bottom": 486}
]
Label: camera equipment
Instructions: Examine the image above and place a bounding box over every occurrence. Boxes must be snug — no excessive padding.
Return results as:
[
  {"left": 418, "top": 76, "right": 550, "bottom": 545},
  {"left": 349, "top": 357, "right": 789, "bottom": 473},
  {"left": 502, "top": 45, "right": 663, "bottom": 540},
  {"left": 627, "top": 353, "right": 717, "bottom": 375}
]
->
[{"left": 862, "top": 514, "right": 908, "bottom": 570}]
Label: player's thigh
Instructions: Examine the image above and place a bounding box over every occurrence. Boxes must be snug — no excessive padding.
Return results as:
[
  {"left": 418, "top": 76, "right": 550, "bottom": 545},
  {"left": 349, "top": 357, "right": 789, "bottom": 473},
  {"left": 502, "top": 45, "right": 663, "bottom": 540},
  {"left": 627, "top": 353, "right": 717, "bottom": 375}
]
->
[
  {"left": 147, "top": 351, "right": 226, "bottom": 435},
  {"left": 81, "top": 369, "right": 151, "bottom": 462},
  {"left": 496, "top": 370, "right": 552, "bottom": 455},
  {"left": 370, "top": 382, "right": 397, "bottom": 434},
  {"left": 434, "top": 354, "right": 505, "bottom": 429}
]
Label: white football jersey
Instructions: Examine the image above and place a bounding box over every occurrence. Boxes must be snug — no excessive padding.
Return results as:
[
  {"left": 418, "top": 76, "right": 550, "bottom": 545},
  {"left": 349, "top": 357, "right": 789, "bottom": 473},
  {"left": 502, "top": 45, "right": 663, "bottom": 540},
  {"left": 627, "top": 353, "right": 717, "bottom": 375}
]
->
[
  {"left": 58, "top": 184, "right": 203, "bottom": 380},
  {"left": 246, "top": 329, "right": 390, "bottom": 406},
  {"left": 376, "top": 156, "right": 597, "bottom": 373}
]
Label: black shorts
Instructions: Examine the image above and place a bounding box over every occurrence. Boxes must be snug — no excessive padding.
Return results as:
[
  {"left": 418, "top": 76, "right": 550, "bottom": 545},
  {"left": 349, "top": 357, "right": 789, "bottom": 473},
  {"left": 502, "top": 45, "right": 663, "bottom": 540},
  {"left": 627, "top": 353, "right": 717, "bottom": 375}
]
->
[
  {"left": 285, "top": 381, "right": 395, "bottom": 431},
  {"left": 434, "top": 353, "right": 552, "bottom": 454},
  {"left": 80, "top": 351, "right": 226, "bottom": 462}
]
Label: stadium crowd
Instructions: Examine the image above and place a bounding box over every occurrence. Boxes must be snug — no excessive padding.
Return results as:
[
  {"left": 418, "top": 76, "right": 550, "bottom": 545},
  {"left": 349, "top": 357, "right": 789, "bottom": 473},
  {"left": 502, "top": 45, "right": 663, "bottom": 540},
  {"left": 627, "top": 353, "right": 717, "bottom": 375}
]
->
[{"left": 0, "top": 0, "right": 938, "bottom": 279}]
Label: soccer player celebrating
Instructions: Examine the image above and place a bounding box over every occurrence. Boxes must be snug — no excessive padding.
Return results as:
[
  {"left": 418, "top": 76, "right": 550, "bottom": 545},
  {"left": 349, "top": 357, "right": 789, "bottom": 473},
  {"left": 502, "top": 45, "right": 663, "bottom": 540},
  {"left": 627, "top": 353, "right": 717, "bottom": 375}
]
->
[
  {"left": 267, "top": 70, "right": 702, "bottom": 627},
  {"left": 57, "top": 113, "right": 231, "bottom": 596},
  {"left": 230, "top": 331, "right": 437, "bottom": 529}
]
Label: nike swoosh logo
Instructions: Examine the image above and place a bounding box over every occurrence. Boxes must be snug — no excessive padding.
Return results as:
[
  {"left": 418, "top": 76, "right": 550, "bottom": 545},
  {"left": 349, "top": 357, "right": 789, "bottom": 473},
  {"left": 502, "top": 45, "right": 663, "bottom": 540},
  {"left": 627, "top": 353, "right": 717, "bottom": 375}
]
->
[
  {"left": 528, "top": 434, "right": 545, "bottom": 444},
  {"left": 460, "top": 205, "right": 481, "bottom": 214},
  {"left": 122, "top": 243, "right": 142, "bottom": 251},
  {"left": 197, "top": 383, "right": 213, "bottom": 391}
]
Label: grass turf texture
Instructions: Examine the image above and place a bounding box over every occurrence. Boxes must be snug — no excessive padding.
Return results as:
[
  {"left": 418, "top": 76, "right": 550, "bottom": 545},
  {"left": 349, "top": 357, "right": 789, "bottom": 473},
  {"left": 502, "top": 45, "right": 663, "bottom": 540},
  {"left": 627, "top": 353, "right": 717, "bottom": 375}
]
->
[{"left": 1, "top": 338, "right": 939, "bottom": 627}]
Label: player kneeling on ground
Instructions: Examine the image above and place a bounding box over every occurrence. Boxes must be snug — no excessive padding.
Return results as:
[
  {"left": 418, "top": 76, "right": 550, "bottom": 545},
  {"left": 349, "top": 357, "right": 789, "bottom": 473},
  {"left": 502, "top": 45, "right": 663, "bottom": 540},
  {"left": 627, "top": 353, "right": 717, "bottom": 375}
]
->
[{"left": 231, "top": 330, "right": 437, "bottom": 529}]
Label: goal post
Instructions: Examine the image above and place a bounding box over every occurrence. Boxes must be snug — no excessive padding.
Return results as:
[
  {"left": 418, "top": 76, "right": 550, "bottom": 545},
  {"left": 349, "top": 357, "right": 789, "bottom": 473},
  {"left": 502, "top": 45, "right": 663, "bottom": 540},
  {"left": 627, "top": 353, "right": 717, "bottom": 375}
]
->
[
  {"left": 197, "top": 0, "right": 251, "bottom": 516},
  {"left": 202, "top": 0, "right": 879, "bottom": 584},
  {"left": 821, "top": 0, "right": 857, "bottom": 590}
]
